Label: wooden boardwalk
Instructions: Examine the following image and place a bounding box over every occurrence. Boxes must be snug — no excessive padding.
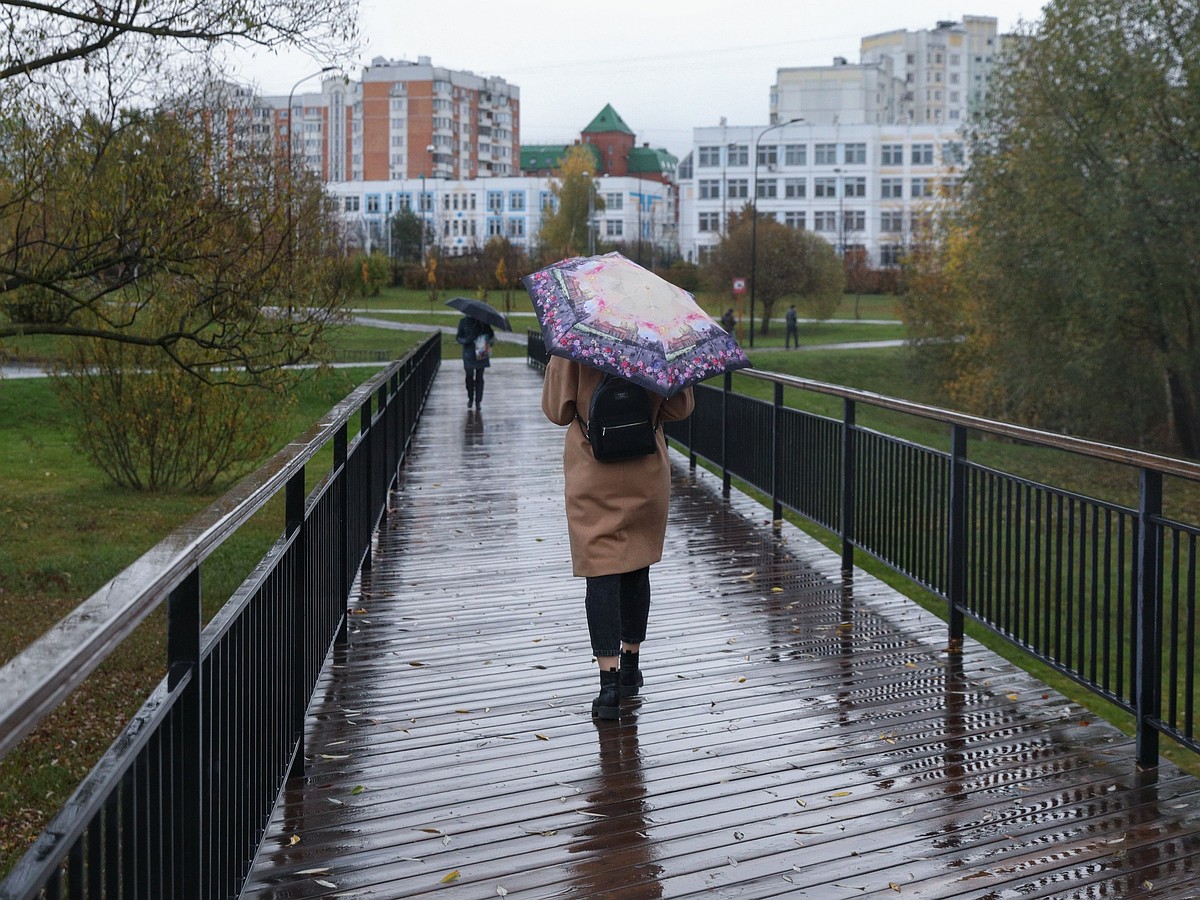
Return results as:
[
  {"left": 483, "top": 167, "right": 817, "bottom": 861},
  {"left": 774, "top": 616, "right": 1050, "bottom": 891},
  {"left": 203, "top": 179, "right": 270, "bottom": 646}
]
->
[{"left": 243, "top": 358, "right": 1200, "bottom": 899}]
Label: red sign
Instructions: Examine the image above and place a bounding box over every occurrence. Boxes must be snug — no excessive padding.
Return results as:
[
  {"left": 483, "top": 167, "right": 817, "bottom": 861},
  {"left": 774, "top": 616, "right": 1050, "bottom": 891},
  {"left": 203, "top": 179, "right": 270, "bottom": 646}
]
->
[{"left": 732, "top": 278, "right": 746, "bottom": 295}]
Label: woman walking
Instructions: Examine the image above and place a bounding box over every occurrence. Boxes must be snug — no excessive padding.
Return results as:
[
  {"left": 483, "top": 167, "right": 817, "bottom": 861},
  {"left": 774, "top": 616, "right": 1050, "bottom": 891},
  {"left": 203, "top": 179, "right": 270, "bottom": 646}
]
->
[
  {"left": 455, "top": 315, "right": 495, "bottom": 409},
  {"left": 541, "top": 356, "right": 694, "bottom": 719}
]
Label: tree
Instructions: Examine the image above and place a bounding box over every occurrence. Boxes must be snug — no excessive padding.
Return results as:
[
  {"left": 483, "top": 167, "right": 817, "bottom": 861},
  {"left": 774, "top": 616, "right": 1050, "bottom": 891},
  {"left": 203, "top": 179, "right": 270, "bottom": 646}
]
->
[
  {"left": 919, "top": 0, "right": 1200, "bottom": 454},
  {"left": 1, "top": 0, "right": 356, "bottom": 100},
  {"left": 538, "top": 144, "right": 604, "bottom": 260},
  {"left": 0, "top": 105, "right": 346, "bottom": 388},
  {"left": 389, "top": 207, "right": 430, "bottom": 263},
  {"left": 484, "top": 237, "right": 525, "bottom": 313},
  {"left": 706, "top": 207, "right": 843, "bottom": 335}
]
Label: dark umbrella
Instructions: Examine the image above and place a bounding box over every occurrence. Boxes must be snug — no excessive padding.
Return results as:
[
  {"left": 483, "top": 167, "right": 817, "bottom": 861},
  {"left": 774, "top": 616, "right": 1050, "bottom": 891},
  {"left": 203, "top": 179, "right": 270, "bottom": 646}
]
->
[
  {"left": 522, "top": 252, "right": 750, "bottom": 397},
  {"left": 445, "top": 296, "right": 512, "bottom": 332}
]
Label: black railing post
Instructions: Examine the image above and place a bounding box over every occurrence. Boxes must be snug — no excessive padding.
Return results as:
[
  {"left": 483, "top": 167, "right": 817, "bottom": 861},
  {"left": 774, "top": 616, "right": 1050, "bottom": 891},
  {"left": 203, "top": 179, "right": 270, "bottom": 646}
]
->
[
  {"left": 687, "top": 396, "right": 697, "bottom": 469},
  {"left": 722, "top": 371, "right": 732, "bottom": 498},
  {"left": 360, "top": 397, "right": 374, "bottom": 573},
  {"left": 840, "top": 399, "right": 856, "bottom": 572},
  {"left": 946, "top": 424, "right": 968, "bottom": 647},
  {"left": 772, "top": 383, "right": 783, "bottom": 526},
  {"left": 166, "top": 568, "right": 201, "bottom": 900},
  {"left": 335, "top": 424, "right": 350, "bottom": 644},
  {"left": 286, "top": 468, "right": 307, "bottom": 779},
  {"left": 1135, "top": 468, "right": 1164, "bottom": 768}
]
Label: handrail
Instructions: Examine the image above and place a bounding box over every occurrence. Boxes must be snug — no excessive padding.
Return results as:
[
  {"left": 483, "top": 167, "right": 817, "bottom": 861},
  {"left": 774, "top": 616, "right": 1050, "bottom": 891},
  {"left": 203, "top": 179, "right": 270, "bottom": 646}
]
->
[
  {"left": 0, "top": 336, "right": 437, "bottom": 761},
  {"left": 736, "top": 369, "right": 1200, "bottom": 483}
]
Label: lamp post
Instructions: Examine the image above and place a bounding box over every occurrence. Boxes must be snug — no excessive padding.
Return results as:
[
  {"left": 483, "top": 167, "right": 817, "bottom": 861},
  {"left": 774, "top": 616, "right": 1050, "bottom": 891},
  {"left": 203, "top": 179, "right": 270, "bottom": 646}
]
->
[
  {"left": 749, "top": 117, "right": 803, "bottom": 347},
  {"left": 832, "top": 166, "right": 845, "bottom": 257},
  {"left": 286, "top": 66, "right": 335, "bottom": 280},
  {"left": 582, "top": 170, "right": 595, "bottom": 255}
]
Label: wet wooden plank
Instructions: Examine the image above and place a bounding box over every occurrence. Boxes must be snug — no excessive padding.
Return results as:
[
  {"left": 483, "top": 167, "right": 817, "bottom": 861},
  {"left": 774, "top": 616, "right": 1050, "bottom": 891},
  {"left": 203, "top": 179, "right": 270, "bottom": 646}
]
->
[{"left": 242, "top": 358, "right": 1200, "bottom": 899}]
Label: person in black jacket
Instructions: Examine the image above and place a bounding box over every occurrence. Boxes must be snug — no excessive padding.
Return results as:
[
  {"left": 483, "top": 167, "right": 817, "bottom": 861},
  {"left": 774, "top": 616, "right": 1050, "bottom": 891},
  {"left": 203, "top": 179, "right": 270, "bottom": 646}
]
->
[{"left": 455, "top": 315, "right": 495, "bottom": 409}]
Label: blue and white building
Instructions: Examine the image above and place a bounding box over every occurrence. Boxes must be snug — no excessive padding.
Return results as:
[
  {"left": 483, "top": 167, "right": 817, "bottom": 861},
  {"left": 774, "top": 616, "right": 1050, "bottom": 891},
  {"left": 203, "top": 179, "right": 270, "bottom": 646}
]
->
[{"left": 327, "top": 175, "right": 675, "bottom": 259}]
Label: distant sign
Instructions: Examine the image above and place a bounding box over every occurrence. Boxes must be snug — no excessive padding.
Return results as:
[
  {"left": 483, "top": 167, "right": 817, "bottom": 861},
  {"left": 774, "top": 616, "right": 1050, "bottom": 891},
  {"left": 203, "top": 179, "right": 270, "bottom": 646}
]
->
[{"left": 732, "top": 278, "right": 746, "bottom": 295}]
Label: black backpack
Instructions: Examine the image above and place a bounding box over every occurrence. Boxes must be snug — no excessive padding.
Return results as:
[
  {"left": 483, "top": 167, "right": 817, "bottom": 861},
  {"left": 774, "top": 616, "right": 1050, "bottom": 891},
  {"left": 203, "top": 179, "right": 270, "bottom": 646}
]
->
[{"left": 578, "top": 374, "right": 657, "bottom": 462}]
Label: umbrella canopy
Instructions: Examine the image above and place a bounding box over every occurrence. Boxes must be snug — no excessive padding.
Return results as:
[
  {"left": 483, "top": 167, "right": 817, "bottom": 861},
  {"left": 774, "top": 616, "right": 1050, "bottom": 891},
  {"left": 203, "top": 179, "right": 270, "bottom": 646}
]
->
[
  {"left": 522, "top": 252, "right": 750, "bottom": 397},
  {"left": 445, "top": 296, "right": 512, "bottom": 332}
]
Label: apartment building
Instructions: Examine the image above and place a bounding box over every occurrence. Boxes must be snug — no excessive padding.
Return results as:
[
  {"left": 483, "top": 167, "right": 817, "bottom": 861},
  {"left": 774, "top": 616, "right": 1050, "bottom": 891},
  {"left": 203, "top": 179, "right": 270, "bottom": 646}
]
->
[
  {"left": 771, "top": 16, "right": 1000, "bottom": 127},
  {"left": 254, "top": 57, "right": 520, "bottom": 184},
  {"left": 328, "top": 175, "right": 675, "bottom": 261},
  {"left": 677, "top": 120, "right": 964, "bottom": 266}
]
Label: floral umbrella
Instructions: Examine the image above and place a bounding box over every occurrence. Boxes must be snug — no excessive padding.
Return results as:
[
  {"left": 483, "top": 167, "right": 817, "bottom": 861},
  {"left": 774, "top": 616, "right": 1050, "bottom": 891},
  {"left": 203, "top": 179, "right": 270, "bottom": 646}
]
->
[{"left": 522, "top": 252, "right": 750, "bottom": 397}]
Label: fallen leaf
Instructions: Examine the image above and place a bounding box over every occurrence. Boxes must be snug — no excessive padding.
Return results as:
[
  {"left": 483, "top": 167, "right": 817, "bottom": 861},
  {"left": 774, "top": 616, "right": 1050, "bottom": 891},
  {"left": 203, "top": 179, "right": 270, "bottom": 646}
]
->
[
  {"left": 320, "top": 754, "right": 350, "bottom": 760},
  {"left": 771, "top": 586, "right": 783, "bottom": 592},
  {"left": 737, "top": 677, "right": 747, "bottom": 683},
  {"left": 535, "top": 733, "right": 550, "bottom": 741},
  {"left": 351, "top": 785, "right": 365, "bottom": 795},
  {"left": 795, "top": 799, "right": 807, "bottom": 807},
  {"left": 455, "top": 709, "right": 471, "bottom": 714},
  {"left": 315, "top": 879, "right": 337, "bottom": 889},
  {"left": 1006, "top": 693, "right": 1020, "bottom": 701},
  {"left": 288, "top": 834, "right": 300, "bottom": 846},
  {"left": 441, "top": 870, "right": 461, "bottom": 884},
  {"left": 497, "top": 887, "right": 509, "bottom": 897},
  {"left": 827, "top": 791, "right": 852, "bottom": 799},
  {"left": 297, "top": 867, "right": 330, "bottom": 875},
  {"left": 889, "top": 883, "right": 902, "bottom": 893}
]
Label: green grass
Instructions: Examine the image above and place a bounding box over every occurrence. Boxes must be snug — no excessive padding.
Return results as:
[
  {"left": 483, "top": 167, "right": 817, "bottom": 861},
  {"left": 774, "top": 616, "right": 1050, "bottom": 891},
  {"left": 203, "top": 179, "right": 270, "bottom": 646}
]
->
[{"left": 0, "top": 327, "right": 429, "bottom": 874}]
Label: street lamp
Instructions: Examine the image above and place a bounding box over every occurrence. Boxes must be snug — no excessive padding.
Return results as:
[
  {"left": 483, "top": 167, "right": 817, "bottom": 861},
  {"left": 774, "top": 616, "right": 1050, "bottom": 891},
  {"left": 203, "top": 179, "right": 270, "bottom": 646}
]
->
[
  {"left": 286, "top": 66, "right": 335, "bottom": 281},
  {"left": 749, "top": 117, "right": 803, "bottom": 347},
  {"left": 832, "top": 166, "right": 845, "bottom": 257},
  {"left": 582, "top": 170, "right": 595, "bottom": 255}
]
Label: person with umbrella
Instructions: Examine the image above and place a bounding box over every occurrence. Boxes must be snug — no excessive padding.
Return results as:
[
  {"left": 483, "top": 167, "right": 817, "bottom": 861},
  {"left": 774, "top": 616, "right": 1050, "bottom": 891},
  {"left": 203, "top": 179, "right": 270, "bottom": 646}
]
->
[
  {"left": 447, "top": 297, "right": 510, "bottom": 409},
  {"left": 526, "top": 253, "right": 749, "bottom": 720}
]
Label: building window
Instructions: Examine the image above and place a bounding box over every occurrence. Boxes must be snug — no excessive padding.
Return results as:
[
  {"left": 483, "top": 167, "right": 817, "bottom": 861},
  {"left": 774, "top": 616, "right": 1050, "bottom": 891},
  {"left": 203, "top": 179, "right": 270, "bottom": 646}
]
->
[
  {"left": 698, "top": 145, "right": 721, "bottom": 166},
  {"left": 540, "top": 191, "right": 556, "bottom": 211},
  {"left": 844, "top": 143, "right": 866, "bottom": 164},
  {"left": 941, "top": 141, "right": 964, "bottom": 165},
  {"left": 509, "top": 191, "right": 525, "bottom": 211},
  {"left": 419, "top": 193, "right": 432, "bottom": 212},
  {"left": 911, "top": 143, "right": 935, "bottom": 165},
  {"left": 784, "top": 144, "right": 807, "bottom": 166},
  {"left": 605, "top": 192, "right": 624, "bottom": 210},
  {"left": 814, "top": 210, "right": 838, "bottom": 232},
  {"left": 815, "top": 143, "right": 837, "bottom": 165},
  {"left": 843, "top": 209, "right": 865, "bottom": 232},
  {"left": 880, "top": 210, "right": 904, "bottom": 232},
  {"left": 881, "top": 144, "right": 903, "bottom": 165},
  {"left": 755, "top": 179, "right": 777, "bottom": 199},
  {"left": 880, "top": 243, "right": 901, "bottom": 267},
  {"left": 343, "top": 196, "right": 360, "bottom": 212},
  {"left": 784, "top": 211, "right": 806, "bottom": 230},
  {"left": 605, "top": 220, "right": 623, "bottom": 237},
  {"left": 911, "top": 177, "right": 934, "bottom": 198},
  {"left": 814, "top": 177, "right": 837, "bottom": 198},
  {"left": 728, "top": 144, "right": 748, "bottom": 166},
  {"left": 727, "top": 178, "right": 749, "bottom": 199},
  {"left": 844, "top": 177, "right": 866, "bottom": 198},
  {"left": 487, "top": 217, "right": 503, "bottom": 237},
  {"left": 756, "top": 144, "right": 778, "bottom": 167},
  {"left": 698, "top": 212, "right": 721, "bottom": 232},
  {"left": 784, "top": 178, "right": 806, "bottom": 199},
  {"left": 699, "top": 179, "right": 721, "bottom": 200},
  {"left": 507, "top": 218, "right": 525, "bottom": 238},
  {"left": 487, "top": 191, "right": 503, "bottom": 212},
  {"left": 366, "top": 196, "right": 380, "bottom": 214}
]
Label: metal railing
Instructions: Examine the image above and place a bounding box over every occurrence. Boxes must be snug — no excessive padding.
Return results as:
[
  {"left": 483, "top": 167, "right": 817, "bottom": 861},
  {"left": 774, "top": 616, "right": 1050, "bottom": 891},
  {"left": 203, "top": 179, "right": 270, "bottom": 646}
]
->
[
  {"left": 0, "top": 335, "right": 441, "bottom": 900},
  {"left": 528, "top": 332, "right": 1200, "bottom": 768}
]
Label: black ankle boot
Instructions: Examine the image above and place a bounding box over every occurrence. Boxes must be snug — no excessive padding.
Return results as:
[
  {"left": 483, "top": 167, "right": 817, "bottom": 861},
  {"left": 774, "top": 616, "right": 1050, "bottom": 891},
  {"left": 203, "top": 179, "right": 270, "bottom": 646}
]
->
[
  {"left": 619, "top": 651, "right": 643, "bottom": 699},
  {"left": 591, "top": 669, "right": 620, "bottom": 720}
]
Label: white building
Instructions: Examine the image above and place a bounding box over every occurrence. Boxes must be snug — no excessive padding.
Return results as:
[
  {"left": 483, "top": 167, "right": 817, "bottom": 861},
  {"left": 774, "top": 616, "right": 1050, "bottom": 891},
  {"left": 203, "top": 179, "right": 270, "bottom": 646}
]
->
[
  {"left": 771, "top": 17, "right": 1001, "bottom": 128},
  {"left": 677, "top": 121, "right": 964, "bottom": 267},
  {"left": 327, "top": 175, "right": 675, "bottom": 260}
]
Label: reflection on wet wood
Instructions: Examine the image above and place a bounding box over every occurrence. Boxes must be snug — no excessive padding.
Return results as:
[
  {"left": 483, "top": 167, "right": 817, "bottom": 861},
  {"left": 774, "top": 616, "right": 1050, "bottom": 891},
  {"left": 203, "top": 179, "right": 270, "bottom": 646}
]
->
[{"left": 243, "top": 359, "right": 1200, "bottom": 899}]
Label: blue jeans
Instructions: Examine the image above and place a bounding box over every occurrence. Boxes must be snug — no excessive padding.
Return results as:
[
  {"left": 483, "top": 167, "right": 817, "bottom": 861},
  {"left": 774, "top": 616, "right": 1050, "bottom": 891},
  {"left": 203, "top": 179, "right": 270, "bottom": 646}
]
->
[{"left": 585, "top": 567, "right": 651, "bottom": 657}]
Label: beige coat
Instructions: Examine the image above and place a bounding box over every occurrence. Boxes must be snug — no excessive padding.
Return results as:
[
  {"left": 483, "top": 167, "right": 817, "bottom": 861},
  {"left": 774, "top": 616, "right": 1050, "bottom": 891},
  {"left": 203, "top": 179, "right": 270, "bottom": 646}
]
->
[{"left": 541, "top": 355, "right": 695, "bottom": 577}]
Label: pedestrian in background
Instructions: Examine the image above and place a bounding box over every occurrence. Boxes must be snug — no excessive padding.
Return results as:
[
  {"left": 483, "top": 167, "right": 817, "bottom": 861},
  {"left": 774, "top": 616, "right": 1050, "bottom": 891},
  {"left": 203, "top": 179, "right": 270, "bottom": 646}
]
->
[
  {"left": 456, "top": 315, "right": 495, "bottom": 409},
  {"left": 785, "top": 304, "right": 799, "bottom": 349}
]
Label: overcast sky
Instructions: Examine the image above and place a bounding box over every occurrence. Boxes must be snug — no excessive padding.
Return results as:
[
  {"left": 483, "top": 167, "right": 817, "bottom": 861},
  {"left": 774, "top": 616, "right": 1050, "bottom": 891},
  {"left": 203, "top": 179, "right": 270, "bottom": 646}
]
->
[{"left": 232, "top": 1, "right": 1048, "bottom": 160}]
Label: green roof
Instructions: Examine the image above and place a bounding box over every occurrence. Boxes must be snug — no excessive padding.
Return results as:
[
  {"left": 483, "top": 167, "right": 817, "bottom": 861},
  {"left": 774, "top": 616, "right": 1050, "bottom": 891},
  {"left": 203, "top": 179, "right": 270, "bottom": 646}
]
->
[
  {"left": 520, "top": 143, "right": 601, "bottom": 172},
  {"left": 582, "top": 104, "right": 634, "bottom": 135},
  {"left": 628, "top": 146, "right": 678, "bottom": 175}
]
